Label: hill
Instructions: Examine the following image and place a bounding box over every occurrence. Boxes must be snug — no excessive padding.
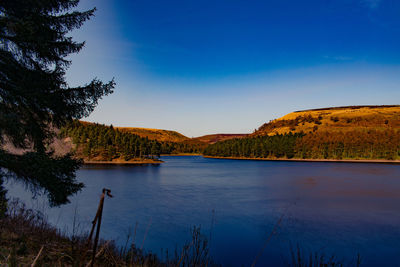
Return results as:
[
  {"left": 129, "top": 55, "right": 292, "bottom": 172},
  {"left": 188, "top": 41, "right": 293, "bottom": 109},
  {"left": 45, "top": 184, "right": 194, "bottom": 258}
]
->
[
  {"left": 81, "top": 121, "right": 248, "bottom": 145},
  {"left": 253, "top": 105, "right": 400, "bottom": 136},
  {"left": 192, "top": 134, "right": 248, "bottom": 144},
  {"left": 60, "top": 121, "right": 207, "bottom": 160},
  {"left": 116, "top": 127, "right": 190, "bottom": 143},
  {"left": 79, "top": 122, "right": 190, "bottom": 143},
  {"left": 60, "top": 121, "right": 164, "bottom": 162},
  {"left": 204, "top": 105, "right": 400, "bottom": 161}
]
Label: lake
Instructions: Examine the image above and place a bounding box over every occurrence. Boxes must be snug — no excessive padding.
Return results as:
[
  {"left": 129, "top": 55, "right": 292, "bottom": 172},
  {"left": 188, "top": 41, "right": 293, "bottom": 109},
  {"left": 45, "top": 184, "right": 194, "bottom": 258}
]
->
[{"left": 6, "top": 156, "right": 400, "bottom": 266}]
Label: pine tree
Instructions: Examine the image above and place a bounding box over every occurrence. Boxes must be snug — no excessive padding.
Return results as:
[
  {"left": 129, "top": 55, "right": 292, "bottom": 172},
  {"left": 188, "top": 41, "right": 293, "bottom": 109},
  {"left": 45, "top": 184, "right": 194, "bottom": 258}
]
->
[
  {"left": 0, "top": 0, "right": 115, "bottom": 206},
  {"left": 0, "top": 179, "right": 7, "bottom": 218}
]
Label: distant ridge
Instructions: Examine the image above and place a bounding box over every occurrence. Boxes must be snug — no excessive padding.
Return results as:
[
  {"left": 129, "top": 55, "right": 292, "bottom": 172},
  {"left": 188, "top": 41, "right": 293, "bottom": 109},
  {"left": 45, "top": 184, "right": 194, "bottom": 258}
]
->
[
  {"left": 80, "top": 121, "right": 246, "bottom": 144},
  {"left": 79, "top": 121, "right": 190, "bottom": 143},
  {"left": 116, "top": 126, "right": 190, "bottom": 143},
  {"left": 193, "top": 134, "right": 248, "bottom": 144},
  {"left": 294, "top": 105, "right": 400, "bottom": 113}
]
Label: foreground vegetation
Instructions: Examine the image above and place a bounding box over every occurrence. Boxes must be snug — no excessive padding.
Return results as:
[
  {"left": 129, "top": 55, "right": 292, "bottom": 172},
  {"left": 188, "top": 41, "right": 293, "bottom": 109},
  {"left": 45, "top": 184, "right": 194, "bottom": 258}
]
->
[
  {"left": 0, "top": 199, "right": 359, "bottom": 267},
  {"left": 0, "top": 200, "right": 218, "bottom": 267}
]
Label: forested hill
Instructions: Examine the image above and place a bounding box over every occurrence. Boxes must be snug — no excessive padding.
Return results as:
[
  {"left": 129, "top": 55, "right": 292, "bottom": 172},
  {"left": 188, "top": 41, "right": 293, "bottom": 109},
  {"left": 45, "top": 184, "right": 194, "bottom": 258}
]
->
[
  {"left": 80, "top": 121, "right": 190, "bottom": 143},
  {"left": 80, "top": 121, "right": 248, "bottom": 145},
  {"left": 204, "top": 105, "right": 400, "bottom": 160},
  {"left": 60, "top": 121, "right": 207, "bottom": 162},
  {"left": 60, "top": 121, "right": 162, "bottom": 161},
  {"left": 116, "top": 127, "right": 189, "bottom": 143}
]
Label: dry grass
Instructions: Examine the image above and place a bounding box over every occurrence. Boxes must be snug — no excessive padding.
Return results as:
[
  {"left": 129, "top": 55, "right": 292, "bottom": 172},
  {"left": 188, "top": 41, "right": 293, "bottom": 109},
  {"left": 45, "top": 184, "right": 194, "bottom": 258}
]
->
[
  {"left": 0, "top": 200, "right": 219, "bottom": 267},
  {"left": 79, "top": 121, "right": 190, "bottom": 143},
  {"left": 0, "top": 200, "right": 366, "bottom": 267},
  {"left": 289, "top": 246, "right": 362, "bottom": 267},
  {"left": 116, "top": 127, "right": 189, "bottom": 143},
  {"left": 254, "top": 106, "right": 400, "bottom": 136},
  {"left": 192, "top": 134, "right": 248, "bottom": 144}
]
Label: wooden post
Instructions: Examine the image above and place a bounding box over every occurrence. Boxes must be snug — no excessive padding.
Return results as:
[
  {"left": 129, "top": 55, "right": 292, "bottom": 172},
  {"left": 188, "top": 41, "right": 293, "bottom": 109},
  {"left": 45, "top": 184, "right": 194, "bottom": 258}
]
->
[{"left": 87, "top": 188, "right": 113, "bottom": 267}]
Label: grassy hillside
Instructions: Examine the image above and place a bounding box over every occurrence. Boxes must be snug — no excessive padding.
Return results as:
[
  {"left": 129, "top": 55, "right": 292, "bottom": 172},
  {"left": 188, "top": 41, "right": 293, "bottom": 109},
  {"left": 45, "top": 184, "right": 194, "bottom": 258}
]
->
[
  {"left": 192, "top": 134, "right": 248, "bottom": 144},
  {"left": 253, "top": 105, "right": 400, "bottom": 136},
  {"left": 116, "top": 127, "right": 190, "bottom": 142},
  {"left": 80, "top": 121, "right": 189, "bottom": 143}
]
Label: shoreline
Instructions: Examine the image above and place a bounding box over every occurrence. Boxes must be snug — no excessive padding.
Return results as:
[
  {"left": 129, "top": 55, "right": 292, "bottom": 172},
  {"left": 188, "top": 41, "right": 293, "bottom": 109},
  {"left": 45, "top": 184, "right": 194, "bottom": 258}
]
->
[
  {"left": 160, "top": 153, "right": 202, "bottom": 156},
  {"left": 83, "top": 159, "right": 163, "bottom": 165},
  {"left": 203, "top": 156, "right": 400, "bottom": 164}
]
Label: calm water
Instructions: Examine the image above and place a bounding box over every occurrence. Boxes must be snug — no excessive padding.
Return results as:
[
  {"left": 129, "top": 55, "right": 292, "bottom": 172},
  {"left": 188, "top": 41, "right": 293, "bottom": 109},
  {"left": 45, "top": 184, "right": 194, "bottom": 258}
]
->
[{"left": 6, "top": 156, "right": 400, "bottom": 266}]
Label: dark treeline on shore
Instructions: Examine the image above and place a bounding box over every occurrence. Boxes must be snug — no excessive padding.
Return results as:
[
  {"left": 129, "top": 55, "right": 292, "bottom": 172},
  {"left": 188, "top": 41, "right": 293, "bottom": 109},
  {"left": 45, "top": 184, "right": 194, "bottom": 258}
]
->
[
  {"left": 204, "top": 130, "right": 400, "bottom": 160},
  {"left": 60, "top": 121, "right": 205, "bottom": 161},
  {"left": 204, "top": 133, "right": 302, "bottom": 158},
  {"left": 160, "top": 141, "right": 207, "bottom": 155},
  {"left": 62, "top": 121, "right": 400, "bottom": 161}
]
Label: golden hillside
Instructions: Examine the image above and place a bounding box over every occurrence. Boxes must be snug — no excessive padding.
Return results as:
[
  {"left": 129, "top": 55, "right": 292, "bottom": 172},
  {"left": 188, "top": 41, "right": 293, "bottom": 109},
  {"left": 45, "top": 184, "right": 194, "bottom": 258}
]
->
[
  {"left": 115, "top": 127, "right": 190, "bottom": 142},
  {"left": 192, "top": 134, "right": 248, "bottom": 144},
  {"left": 254, "top": 105, "right": 400, "bottom": 136},
  {"left": 79, "top": 121, "right": 190, "bottom": 142}
]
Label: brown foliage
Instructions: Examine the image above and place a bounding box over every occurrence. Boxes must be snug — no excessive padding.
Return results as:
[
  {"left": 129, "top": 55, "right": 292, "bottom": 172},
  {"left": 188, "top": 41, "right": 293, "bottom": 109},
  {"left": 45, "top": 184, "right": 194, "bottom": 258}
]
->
[{"left": 295, "top": 130, "right": 400, "bottom": 160}]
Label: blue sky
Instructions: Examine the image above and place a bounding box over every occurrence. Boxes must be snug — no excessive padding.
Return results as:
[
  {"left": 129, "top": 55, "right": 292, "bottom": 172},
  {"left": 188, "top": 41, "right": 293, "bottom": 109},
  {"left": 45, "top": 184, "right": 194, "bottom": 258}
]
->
[{"left": 67, "top": 0, "right": 400, "bottom": 137}]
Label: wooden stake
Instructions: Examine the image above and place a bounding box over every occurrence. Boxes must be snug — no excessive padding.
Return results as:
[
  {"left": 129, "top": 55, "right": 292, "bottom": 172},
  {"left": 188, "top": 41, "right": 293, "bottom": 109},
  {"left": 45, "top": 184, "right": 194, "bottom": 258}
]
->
[
  {"left": 31, "top": 245, "right": 44, "bottom": 267},
  {"left": 86, "top": 188, "right": 113, "bottom": 267}
]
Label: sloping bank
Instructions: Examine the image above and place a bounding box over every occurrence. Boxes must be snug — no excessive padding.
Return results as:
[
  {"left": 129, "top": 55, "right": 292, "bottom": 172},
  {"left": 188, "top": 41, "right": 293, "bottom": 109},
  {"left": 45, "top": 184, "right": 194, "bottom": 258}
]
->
[
  {"left": 203, "top": 155, "right": 400, "bottom": 164},
  {"left": 83, "top": 158, "right": 163, "bottom": 165}
]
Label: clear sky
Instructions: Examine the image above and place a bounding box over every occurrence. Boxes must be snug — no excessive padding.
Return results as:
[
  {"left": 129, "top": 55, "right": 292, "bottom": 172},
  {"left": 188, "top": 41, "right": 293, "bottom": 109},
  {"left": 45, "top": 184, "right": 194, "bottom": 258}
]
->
[{"left": 67, "top": 0, "right": 400, "bottom": 137}]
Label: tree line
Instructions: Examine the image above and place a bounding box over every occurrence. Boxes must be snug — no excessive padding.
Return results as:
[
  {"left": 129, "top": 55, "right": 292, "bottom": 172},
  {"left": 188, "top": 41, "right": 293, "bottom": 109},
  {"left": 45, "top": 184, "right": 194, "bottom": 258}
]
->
[
  {"left": 60, "top": 121, "right": 162, "bottom": 161},
  {"left": 160, "top": 141, "right": 207, "bottom": 155},
  {"left": 203, "top": 133, "right": 303, "bottom": 158},
  {"left": 62, "top": 121, "right": 400, "bottom": 162},
  {"left": 204, "top": 130, "right": 400, "bottom": 160}
]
